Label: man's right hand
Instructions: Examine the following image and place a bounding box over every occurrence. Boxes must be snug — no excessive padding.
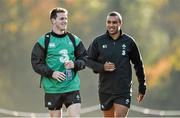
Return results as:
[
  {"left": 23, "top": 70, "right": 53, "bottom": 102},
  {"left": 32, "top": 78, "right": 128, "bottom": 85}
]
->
[
  {"left": 104, "top": 62, "right": 116, "bottom": 72},
  {"left": 52, "top": 71, "right": 66, "bottom": 82}
]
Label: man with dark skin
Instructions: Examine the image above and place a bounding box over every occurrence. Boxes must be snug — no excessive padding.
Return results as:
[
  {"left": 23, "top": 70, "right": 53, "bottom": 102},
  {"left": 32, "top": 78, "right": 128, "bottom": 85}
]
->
[{"left": 87, "top": 11, "right": 146, "bottom": 117}]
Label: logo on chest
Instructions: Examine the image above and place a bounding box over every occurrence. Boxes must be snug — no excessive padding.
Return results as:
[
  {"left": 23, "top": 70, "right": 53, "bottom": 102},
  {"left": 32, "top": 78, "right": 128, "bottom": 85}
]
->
[
  {"left": 122, "top": 44, "right": 126, "bottom": 56},
  {"left": 102, "top": 44, "right": 107, "bottom": 48},
  {"left": 49, "top": 43, "right": 56, "bottom": 48}
]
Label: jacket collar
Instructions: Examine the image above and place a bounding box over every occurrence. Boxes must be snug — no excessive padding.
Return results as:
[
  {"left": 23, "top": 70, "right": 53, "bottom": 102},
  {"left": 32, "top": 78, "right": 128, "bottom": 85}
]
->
[
  {"left": 106, "top": 29, "right": 123, "bottom": 40},
  {"left": 51, "top": 31, "right": 67, "bottom": 38}
]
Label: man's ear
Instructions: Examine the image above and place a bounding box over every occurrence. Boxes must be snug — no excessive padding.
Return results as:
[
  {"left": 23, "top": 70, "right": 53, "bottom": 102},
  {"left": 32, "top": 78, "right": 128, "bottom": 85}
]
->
[
  {"left": 119, "top": 20, "right": 123, "bottom": 27},
  {"left": 51, "top": 19, "right": 56, "bottom": 24}
]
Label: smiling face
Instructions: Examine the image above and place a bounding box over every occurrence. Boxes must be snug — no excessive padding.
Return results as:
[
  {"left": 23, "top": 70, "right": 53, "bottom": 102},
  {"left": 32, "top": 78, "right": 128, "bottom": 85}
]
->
[
  {"left": 106, "top": 15, "right": 122, "bottom": 36},
  {"left": 51, "top": 12, "right": 68, "bottom": 32}
]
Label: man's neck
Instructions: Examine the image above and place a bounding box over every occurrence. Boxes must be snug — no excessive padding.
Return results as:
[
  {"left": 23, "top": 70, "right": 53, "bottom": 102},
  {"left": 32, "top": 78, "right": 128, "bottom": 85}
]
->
[
  {"left": 52, "top": 27, "right": 65, "bottom": 35},
  {"left": 110, "top": 31, "right": 120, "bottom": 40}
]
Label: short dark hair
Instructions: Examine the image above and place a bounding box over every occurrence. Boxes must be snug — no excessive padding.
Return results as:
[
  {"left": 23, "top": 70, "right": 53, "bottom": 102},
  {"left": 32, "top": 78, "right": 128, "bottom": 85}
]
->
[
  {"left": 50, "top": 7, "right": 68, "bottom": 20},
  {"left": 107, "top": 11, "right": 122, "bottom": 22}
]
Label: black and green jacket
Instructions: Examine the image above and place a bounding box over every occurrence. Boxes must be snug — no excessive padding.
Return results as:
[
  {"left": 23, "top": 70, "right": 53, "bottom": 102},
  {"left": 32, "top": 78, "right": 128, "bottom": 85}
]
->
[{"left": 31, "top": 31, "right": 87, "bottom": 93}]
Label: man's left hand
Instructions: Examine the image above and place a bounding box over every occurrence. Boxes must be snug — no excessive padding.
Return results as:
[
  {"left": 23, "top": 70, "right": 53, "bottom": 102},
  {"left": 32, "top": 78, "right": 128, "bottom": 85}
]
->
[
  {"left": 137, "top": 93, "right": 145, "bottom": 103},
  {"left": 64, "top": 60, "right": 74, "bottom": 69}
]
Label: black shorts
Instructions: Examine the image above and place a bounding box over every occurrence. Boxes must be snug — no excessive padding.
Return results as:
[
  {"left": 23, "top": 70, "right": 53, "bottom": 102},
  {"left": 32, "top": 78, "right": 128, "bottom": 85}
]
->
[
  {"left": 99, "top": 92, "right": 131, "bottom": 111},
  {"left": 45, "top": 90, "right": 81, "bottom": 110}
]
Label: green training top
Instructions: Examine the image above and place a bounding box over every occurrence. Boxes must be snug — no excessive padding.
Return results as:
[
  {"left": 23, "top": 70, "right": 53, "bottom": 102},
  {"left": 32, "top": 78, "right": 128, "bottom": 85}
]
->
[{"left": 38, "top": 32, "right": 81, "bottom": 93}]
